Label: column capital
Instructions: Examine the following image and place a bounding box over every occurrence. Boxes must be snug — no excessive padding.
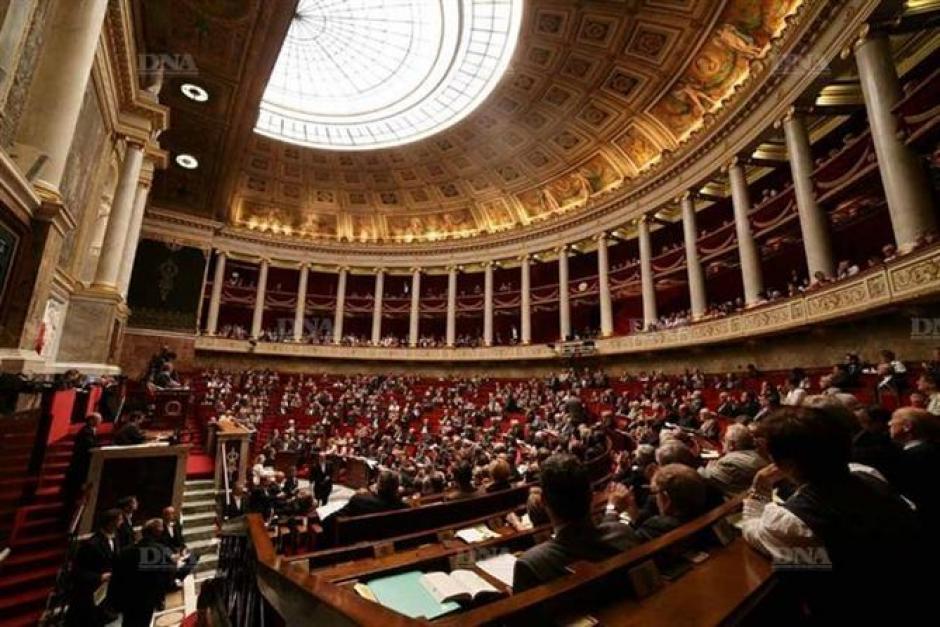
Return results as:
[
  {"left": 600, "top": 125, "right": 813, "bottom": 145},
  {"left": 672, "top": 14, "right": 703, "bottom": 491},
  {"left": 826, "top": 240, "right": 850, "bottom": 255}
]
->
[
  {"left": 594, "top": 232, "right": 610, "bottom": 243},
  {"left": 517, "top": 253, "right": 531, "bottom": 262},
  {"left": 336, "top": 265, "right": 349, "bottom": 273},
  {"left": 373, "top": 267, "right": 386, "bottom": 274},
  {"left": 556, "top": 244, "right": 570, "bottom": 256},
  {"left": 411, "top": 266, "right": 422, "bottom": 275}
]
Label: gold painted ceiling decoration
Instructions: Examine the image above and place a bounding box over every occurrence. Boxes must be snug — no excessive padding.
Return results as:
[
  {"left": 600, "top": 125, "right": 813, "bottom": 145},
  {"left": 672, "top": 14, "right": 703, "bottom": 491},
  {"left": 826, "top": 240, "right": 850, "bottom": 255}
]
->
[{"left": 141, "top": 0, "right": 807, "bottom": 245}]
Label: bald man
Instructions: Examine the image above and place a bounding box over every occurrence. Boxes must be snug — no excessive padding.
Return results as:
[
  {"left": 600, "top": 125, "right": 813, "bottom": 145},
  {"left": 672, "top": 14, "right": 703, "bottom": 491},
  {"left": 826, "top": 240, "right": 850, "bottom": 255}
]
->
[
  {"left": 699, "top": 424, "right": 768, "bottom": 496},
  {"left": 889, "top": 407, "right": 940, "bottom": 529}
]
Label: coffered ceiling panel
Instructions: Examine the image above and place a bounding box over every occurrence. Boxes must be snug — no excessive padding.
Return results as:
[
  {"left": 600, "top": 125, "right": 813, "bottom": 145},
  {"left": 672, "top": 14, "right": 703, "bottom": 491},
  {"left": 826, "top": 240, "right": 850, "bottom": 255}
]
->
[{"left": 137, "top": 0, "right": 808, "bottom": 245}]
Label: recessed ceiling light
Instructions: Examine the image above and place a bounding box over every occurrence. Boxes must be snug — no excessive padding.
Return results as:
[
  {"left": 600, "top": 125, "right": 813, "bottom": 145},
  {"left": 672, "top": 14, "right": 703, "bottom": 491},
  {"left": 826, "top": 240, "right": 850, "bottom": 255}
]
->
[
  {"left": 180, "top": 83, "right": 209, "bottom": 102},
  {"left": 175, "top": 153, "right": 199, "bottom": 169}
]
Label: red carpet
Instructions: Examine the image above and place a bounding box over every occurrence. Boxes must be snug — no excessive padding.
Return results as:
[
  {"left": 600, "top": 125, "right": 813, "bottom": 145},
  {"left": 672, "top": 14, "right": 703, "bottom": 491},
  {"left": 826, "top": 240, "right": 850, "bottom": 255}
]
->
[{"left": 186, "top": 453, "right": 214, "bottom": 478}]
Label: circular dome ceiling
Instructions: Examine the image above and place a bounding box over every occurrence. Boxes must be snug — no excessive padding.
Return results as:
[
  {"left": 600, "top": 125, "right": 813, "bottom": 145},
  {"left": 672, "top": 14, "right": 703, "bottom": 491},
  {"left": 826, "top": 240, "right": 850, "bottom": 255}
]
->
[{"left": 255, "top": 0, "right": 524, "bottom": 151}]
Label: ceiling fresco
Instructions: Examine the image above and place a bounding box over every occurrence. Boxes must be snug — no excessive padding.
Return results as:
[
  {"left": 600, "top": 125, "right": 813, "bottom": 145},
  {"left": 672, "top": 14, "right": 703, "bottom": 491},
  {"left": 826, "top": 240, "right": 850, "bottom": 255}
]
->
[{"left": 137, "top": 0, "right": 806, "bottom": 245}]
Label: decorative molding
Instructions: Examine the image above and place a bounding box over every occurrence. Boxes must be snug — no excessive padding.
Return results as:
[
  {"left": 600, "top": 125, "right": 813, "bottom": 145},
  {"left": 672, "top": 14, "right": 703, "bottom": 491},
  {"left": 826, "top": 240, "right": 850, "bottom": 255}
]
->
[{"left": 188, "top": 246, "right": 940, "bottom": 363}]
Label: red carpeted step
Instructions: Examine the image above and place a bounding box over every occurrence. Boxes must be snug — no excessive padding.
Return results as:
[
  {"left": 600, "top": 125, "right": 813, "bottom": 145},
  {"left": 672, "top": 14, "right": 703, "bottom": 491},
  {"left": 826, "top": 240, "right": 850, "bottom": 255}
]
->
[
  {"left": 10, "top": 531, "right": 67, "bottom": 551},
  {"left": 0, "top": 565, "right": 59, "bottom": 597},
  {"left": 1, "top": 547, "right": 65, "bottom": 576},
  {"left": 0, "top": 610, "right": 46, "bottom": 627},
  {"left": 0, "top": 585, "right": 49, "bottom": 615}
]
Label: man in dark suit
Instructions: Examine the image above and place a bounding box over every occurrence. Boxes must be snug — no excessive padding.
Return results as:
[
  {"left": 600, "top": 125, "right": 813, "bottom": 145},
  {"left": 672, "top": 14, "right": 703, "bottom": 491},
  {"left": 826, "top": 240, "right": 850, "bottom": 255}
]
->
[
  {"left": 113, "top": 412, "right": 146, "bottom": 446},
  {"left": 64, "top": 413, "right": 101, "bottom": 512},
  {"left": 852, "top": 405, "right": 902, "bottom": 486},
  {"left": 221, "top": 482, "right": 248, "bottom": 520},
  {"left": 115, "top": 495, "right": 138, "bottom": 550},
  {"left": 161, "top": 506, "right": 198, "bottom": 581},
  {"left": 890, "top": 407, "right": 940, "bottom": 530},
  {"left": 159, "top": 506, "right": 185, "bottom": 553},
  {"left": 320, "top": 470, "right": 407, "bottom": 545},
  {"left": 65, "top": 509, "right": 122, "bottom": 627},
  {"left": 112, "top": 519, "right": 175, "bottom": 627},
  {"left": 606, "top": 463, "right": 709, "bottom": 542},
  {"left": 330, "top": 470, "right": 407, "bottom": 518},
  {"left": 513, "top": 454, "right": 637, "bottom": 593},
  {"left": 310, "top": 452, "right": 333, "bottom": 506}
]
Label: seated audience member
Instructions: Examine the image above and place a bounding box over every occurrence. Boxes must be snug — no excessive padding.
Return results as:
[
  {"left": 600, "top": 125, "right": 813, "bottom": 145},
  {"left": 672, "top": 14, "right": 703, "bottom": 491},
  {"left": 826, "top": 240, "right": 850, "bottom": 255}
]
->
[
  {"left": 508, "top": 487, "right": 550, "bottom": 531},
  {"left": 699, "top": 424, "right": 768, "bottom": 495},
  {"left": 606, "top": 464, "right": 709, "bottom": 541},
  {"left": 851, "top": 405, "right": 902, "bottom": 486},
  {"left": 742, "top": 406, "right": 929, "bottom": 621},
  {"left": 486, "top": 458, "right": 513, "bottom": 493},
  {"left": 113, "top": 412, "right": 146, "bottom": 446},
  {"left": 513, "top": 454, "right": 636, "bottom": 593},
  {"left": 916, "top": 373, "right": 940, "bottom": 416},
  {"left": 66, "top": 509, "right": 122, "bottom": 627},
  {"left": 330, "top": 470, "right": 407, "bottom": 518},
  {"left": 446, "top": 460, "right": 480, "bottom": 500},
  {"left": 112, "top": 519, "right": 176, "bottom": 627},
  {"left": 889, "top": 407, "right": 940, "bottom": 529},
  {"left": 222, "top": 482, "right": 248, "bottom": 520}
]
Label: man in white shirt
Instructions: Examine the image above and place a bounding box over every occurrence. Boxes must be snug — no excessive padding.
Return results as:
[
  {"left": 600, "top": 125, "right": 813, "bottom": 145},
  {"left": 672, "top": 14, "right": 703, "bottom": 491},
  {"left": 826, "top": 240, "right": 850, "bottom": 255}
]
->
[{"left": 740, "top": 405, "right": 927, "bottom": 622}]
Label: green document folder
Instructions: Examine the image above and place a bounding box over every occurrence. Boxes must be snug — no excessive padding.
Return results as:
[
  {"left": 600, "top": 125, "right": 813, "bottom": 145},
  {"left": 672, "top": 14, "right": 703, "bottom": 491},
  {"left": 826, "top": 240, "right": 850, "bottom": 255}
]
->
[{"left": 367, "top": 571, "right": 460, "bottom": 620}]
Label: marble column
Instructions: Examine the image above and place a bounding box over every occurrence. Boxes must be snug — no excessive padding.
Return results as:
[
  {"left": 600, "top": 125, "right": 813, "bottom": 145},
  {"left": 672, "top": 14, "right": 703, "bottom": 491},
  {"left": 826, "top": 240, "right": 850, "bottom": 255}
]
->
[
  {"left": 558, "top": 248, "right": 571, "bottom": 341},
  {"left": 855, "top": 30, "right": 937, "bottom": 250},
  {"left": 409, "top": 269, "right": 421, "bottom": 347},
  {"left": 92, "top": 141, "right": 145, "bottom": 289},
  {"left": 333, "top": 267, "right": 347, "bottom": 344},
  {"left": 596, "top": 234, "right": 613, "bottom": 337},
  {"left": 681, "top": 194, "right": 708, "bottom": 319},
  {"left": 371, "top": 269, "right": 384, "bottom": 345},
  {"left": 15, "top": 0, "right": 109, "bottom": 192},
  {"left": 520, "top": 255, "right": 531, "bottom": 345},
  {"left": 206, "top": 251, "right": 226, "bottom": 335},
  {"left": 783, "top": 111, "right": 835, "bottom": 279},
  {"left": 117, "top": 168, "right": 153, "bottom": 297},
  {"left": 251, "top": 259, "right": 269, "bottom": 339},
  {"left": 638, "top": 217, "right": 657, "bottom": 329},
  {"left": 483, "top": 262, "right": 494, "bottom": 346},
  {"left": 728, "top": 160, "right": 765, "bottom": 306},
  {"left": 294, "top": 264, "right": 308, "bottom": 342},
  {"left": 446, "top": 267, "right": 457, "bottom": 347}
]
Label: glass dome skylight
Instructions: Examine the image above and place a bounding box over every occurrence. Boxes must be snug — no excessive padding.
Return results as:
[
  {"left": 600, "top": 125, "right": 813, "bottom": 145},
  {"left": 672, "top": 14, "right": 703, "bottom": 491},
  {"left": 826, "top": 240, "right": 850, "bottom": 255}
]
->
[{"left": 255, "top": 0, "right": 523, "bottom": 150}]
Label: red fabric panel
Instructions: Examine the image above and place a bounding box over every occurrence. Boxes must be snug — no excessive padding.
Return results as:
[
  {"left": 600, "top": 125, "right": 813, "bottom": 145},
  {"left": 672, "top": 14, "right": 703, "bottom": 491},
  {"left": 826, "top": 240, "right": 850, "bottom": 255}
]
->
[{"left": 48, "top": 389, "right": 76, "bottom": 443}]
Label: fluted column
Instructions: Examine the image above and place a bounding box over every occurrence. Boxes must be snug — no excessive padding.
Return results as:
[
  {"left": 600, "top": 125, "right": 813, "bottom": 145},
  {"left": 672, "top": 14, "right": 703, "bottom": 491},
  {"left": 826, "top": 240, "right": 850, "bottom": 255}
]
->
[
  {"left": 92, "top": 140, "right": 145, "bottom": 289},
  {"left": 782, "top": 110, "right": 834, "bottom": 278},
  {"left": 681, "top": 193, "right": 707, "bottom": 319},
  {"left": 371, "top": 269, "right": 384, "bottom": 345},
  {"left": 558, "top": 247, "right": 571, "bottom": 341},
  {"left": 333, "top": 267, "right": 347, "bottom": 344},
  {"left": 294, "top": 264, "right": 308, "bottom": 342},
  {"left": 117, "top": 164, "right": 154, "bottom": 297},
  {"left": 251, "top": 259, "right": 269, "bottom": 339},
  {"left": 520, "top": 255, "right": 531, "bottom": 345},
  {"left": 409, "top": 269, "right": 421, "bottom": 347},
  {"left": 638, "top": 217, "right": 657, "bottom": 329},
  {"left": 446, "top": 267, "right": 457, "bottom": 347},
  {"left": 855, "top": 29, "right": 937, "bottom": 250},
  {"left": 206, "top": 251, "right": 226, "bottom": 335},
  {"left": 596, "top": 234, "right": 613, "bottom": 337},
  {"left": 483, "top": 262, "right": 494, "bottom": 346},
  {"left": 15, "top": 0, "right": 109, "bottom": 192},
  {"left": 728, "top": 160, "right": 765, "bottom": 306}
]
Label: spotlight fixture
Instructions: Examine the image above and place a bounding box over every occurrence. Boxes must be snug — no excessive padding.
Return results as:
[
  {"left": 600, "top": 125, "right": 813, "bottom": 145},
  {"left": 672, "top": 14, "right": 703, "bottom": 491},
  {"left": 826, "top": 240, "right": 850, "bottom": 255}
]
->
[
  {"left": 180, "top": 83, "right": 209, "bottom": 102},
  {"left": 175, "top": 153, "right": 199, "bottom": 169}
]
